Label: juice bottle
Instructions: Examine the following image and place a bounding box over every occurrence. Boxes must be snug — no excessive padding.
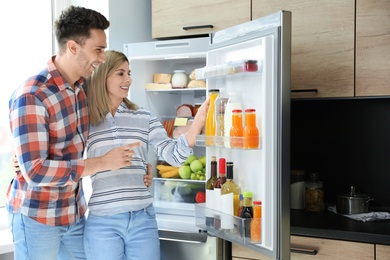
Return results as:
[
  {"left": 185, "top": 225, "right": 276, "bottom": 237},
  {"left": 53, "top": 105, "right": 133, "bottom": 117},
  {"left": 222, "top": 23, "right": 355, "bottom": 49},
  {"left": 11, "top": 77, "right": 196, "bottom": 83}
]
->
[
  {"left": 230, "top": 109, "right": 244, "bottom": 148},
  {"left": 214, "top": 90, "right": 229, "bottom": 147},
  {"left": 205, "top": 89, "right": 220, "bottom": 145},
  {"left": 224, "top": 92, "right": 243, "bottom": 148},
  {"left": 250, "top": 201, "right": 262, "bottom": 243},
  {"left": 243, "top": 108, "right": 259, "bottom": 149}
]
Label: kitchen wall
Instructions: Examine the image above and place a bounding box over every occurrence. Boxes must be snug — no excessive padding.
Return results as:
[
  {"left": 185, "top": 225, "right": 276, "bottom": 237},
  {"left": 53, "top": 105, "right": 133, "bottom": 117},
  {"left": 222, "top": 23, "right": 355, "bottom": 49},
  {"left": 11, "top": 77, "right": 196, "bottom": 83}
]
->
[{"left": 291, "top": 98, "right": 390, "bottom": 211}]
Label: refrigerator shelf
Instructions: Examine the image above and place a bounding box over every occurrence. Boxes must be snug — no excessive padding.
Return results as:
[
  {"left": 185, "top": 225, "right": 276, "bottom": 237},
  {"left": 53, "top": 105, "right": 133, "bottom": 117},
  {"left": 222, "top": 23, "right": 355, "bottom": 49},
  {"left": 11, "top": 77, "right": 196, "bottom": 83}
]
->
[
  {"left": 195, "top": 135, "right": 262, "bottom": 150},
  {"left": 195, "top": 203, "right": 263, "bottom": 248},
  {"left": 145, "top": 88, "right": 206, "bottom": 94},
  {"left": 195, "top": 59, "right": 263, "bottom": 80}
]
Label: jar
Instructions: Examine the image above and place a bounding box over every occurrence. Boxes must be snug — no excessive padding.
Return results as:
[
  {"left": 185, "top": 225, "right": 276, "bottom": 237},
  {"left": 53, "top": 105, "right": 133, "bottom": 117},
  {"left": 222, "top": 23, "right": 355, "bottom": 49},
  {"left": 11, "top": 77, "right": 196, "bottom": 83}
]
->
[
  {"left": 244, "top": 60, "right": 258, "bottom": 72},
  {"left": 304, "top": 172, "right": 324, "bottom": 213},
  {"left": 171, "top": 70, "right": 188, "bottom": 89}
]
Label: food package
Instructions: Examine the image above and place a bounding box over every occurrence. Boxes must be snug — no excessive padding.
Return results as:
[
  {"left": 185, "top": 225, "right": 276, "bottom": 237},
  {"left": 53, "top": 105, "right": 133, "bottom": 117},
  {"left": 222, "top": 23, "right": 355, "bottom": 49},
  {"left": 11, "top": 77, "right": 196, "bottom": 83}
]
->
[
  {"left": 145, "top": 83, "right": 172, "bottom": 90},
  {"left": 187, "top": 79, "right": 206, "bottom": 88},
  {"left": 173, "top": 120, "right": 193, "bottom": 139},
  {"left": 176, "top": 104, "right": 194, "bottom": 117}
]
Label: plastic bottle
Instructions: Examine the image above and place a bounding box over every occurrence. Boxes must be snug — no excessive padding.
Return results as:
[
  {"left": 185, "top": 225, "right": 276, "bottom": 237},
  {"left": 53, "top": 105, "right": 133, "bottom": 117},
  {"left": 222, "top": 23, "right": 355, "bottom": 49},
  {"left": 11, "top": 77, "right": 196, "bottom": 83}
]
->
[
  {"left": 250, "top": 201, "right": 262, "bottom": 243},
  {"left": 240, "top": 191, "right": 253, "bottom": 239},
  {"left": 205, "top": 89, "right": 220, "bottom": 145},
  {"left": 230, "top": 109, "right": 244, "bottom": 148},
  {"left": 221, "top": 162, "right": 241, "bottom": 217},
  {"left": 224, "top": 92, "right": 243, "bottom": 148},
  {"left": 214, "top": 90, "right": 229, "bottom": 147},
  {"left": 243, "top": 108, "right": 259, "bottom": 149}
]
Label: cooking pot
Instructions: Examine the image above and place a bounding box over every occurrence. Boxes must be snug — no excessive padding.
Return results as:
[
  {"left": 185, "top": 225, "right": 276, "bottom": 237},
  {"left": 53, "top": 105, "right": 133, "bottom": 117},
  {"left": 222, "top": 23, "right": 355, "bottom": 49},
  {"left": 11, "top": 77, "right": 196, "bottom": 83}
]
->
[{"left": 336, "top": 186, "right": 373, "bottom": 215}]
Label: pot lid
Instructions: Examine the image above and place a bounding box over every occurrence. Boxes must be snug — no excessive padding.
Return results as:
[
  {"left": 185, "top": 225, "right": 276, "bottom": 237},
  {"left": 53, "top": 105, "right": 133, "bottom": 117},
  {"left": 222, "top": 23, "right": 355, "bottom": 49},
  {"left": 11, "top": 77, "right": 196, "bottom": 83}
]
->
[{"left": 337, "top": 186, "right": 369, "bottom": 199}]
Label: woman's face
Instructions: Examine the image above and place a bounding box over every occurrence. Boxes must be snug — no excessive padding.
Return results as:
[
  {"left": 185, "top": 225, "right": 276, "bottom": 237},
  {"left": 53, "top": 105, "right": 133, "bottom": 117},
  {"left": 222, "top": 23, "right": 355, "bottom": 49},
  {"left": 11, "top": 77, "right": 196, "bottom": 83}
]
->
[{"left": 106, "top": 61, "right": 132, "bottom": 104}]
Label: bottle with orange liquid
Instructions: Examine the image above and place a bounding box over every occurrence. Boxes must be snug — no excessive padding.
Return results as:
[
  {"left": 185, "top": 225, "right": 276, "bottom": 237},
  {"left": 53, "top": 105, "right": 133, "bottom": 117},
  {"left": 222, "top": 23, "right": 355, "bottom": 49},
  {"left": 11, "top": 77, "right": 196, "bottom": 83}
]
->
[
  {"left": 250, "top": 200, "right": 262, "bottom": 243},
  {"left": 243, "top": 108, "right": 259, "bottom": 149},
  {"left": 205, "top": 89, "right": 220, "bottom": 145},
  {"left": 230, "top": 109, "right": 244, "bottom": 148}
]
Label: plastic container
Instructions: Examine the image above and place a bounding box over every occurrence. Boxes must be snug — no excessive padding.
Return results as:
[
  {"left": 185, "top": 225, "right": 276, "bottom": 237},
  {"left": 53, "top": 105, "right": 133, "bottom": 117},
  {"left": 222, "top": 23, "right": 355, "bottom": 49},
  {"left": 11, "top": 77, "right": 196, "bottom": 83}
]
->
[{"left": 250, "top": 201, "right": 262, "bottom": 243}]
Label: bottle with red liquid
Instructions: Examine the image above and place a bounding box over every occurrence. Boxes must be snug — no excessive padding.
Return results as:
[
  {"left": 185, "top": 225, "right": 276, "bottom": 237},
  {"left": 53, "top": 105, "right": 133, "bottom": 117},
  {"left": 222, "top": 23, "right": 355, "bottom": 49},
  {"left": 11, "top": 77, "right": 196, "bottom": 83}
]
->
[
  {"left": 230, "top": 109, "right": 244, "bottom": 148},
  {"left": 243, "top": 108, "right": 259, "bottom": 149}
]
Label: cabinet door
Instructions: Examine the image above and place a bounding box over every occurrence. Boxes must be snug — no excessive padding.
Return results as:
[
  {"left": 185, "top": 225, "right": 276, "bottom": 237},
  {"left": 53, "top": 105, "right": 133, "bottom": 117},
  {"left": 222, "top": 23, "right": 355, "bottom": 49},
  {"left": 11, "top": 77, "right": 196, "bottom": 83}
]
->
[
  {"left": 252, "top": 1, "right": 355, "bottom": 98},
  {"left": 291, "top": 236, "right": 374, "bottom": 260},
  {"left": 152, "top": 0, "right": 250, "bottom": 38},
  {"left": 356, "top": 0, "right": 390, "bottom": 96},
  {"left": 376, "top": 244, "right": 390, "bottom": 260},
  {"left": 232, "top": 243, "right": 272, "bottom": 260}
]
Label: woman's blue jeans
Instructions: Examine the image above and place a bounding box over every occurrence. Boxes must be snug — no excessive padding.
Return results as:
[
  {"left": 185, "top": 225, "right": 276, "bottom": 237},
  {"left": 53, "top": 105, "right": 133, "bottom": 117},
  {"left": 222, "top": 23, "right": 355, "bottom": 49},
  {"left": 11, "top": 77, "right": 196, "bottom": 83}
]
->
[{"left": 84, "top": 204, "right": 160, "bottom": 260}]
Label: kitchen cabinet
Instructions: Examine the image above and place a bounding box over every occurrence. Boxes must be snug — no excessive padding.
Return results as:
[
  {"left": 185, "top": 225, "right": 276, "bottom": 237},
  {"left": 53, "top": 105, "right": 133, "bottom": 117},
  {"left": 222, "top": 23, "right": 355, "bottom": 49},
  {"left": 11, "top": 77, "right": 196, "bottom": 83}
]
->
[
  {"left": 232, "top": 243, "right": 272, "bottom": 260},
  {"left": 252, "top": 1, "right": 355, "bottom": 98},
  {"left": 376, "top": 244, "right": 390, "bottom": 260},
  {"left": 151, "top": 0, "right": 250, "bottom": 39},
  {"left": 356, "top": 0, "right": 390, "bottom": 96},
  {"left": 290, "top": 235, "right": 374, "bottom": 260}
]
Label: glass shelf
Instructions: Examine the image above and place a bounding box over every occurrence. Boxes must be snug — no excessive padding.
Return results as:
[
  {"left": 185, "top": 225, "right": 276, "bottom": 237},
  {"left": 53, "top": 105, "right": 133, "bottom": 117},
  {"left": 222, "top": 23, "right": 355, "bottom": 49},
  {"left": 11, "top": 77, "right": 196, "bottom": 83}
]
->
[
  {"left": 146, "top": 88, "right": 206, "bottom": 94},
  {"left": 195, "top": 135, "right": 262, "bottom": 150},
  {"left": 195, "top": 203, "right": 262, "bottom": 247}
]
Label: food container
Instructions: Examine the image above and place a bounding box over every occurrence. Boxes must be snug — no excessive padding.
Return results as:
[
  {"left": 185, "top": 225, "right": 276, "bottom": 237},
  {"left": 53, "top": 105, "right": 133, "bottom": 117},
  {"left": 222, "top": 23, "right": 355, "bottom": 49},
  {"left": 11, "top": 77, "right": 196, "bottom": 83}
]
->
[
  {"left": 171, "top": 70, "right": 188, "bottom": 89},
  {"left": 336, "top": 186, "right": 373, "bottom": 215}
]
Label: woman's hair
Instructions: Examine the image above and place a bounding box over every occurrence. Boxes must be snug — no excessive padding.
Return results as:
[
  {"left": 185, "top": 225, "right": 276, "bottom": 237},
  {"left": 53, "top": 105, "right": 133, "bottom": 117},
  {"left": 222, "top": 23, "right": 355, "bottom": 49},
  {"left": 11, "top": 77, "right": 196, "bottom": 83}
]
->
[
  {"left": 86, "top": 50, "right": 138, "bottom": 125},
  {"left": 54, "top": 5, "right": 110, "bottom": 53}
]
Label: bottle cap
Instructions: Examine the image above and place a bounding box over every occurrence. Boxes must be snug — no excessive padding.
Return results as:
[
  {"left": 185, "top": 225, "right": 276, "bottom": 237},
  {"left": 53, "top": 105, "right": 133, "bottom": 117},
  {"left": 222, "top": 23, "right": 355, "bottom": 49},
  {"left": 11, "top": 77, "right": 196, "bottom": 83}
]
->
[
  {"left": 253, "top": 201, "right": 262, "bottom": 205},
  {"left": 245, "top": 108, "right": 256, "bottom": 113},
  {"left": 219, "top": 158, "right": 226, "bottom": 173},
  {"left": 242, "top": 191, "right": 253, "bottom": 198},
  {"left": 232, "top": 109, "right": 242, "bottom": 113}
]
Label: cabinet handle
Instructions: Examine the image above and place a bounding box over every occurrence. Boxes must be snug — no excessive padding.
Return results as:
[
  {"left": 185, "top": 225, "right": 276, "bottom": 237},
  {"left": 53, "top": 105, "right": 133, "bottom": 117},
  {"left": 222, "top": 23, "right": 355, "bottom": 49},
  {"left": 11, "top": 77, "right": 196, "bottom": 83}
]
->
[
  {"left": 291, "top": 247, "right": 318, "bottom": 255},
  {"left": 183, "top": 25, "right": 214, "bottom": 31},
  {"left": 291, "top": 89, "right": 318, "bottom": 93}
]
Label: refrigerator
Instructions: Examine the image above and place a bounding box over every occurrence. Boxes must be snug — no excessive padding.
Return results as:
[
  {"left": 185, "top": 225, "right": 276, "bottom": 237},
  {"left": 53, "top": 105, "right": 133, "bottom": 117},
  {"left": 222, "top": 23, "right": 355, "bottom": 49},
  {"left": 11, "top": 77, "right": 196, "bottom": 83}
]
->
[{"left": 124, "top": 10, "right": 291, "bottom": 260}]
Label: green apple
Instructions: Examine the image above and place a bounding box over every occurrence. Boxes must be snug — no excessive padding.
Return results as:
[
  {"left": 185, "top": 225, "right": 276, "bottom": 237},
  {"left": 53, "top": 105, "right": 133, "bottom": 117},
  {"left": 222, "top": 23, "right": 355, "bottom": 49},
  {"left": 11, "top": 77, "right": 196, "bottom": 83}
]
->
[
  {"left": 179, "top": 165, "right": 192, "bottom": 179},
  {"left": 184, "top": 154, "right": 197, "bottom": 165},
  {"left": 199, "top": 155, "right": 206, "bottom": 167},
  {"left": 190, "top": 160, "right": 203, "bottom": 173}
]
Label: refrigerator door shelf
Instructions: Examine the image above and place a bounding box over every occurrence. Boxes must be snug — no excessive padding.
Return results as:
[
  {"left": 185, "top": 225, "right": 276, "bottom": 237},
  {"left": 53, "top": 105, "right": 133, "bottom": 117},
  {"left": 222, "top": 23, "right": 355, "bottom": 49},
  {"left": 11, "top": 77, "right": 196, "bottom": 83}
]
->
[
  {"left": 195, "top": 59, "right": 263, "bottom": 80},
  {"left": 195, "top": 135, "right": 262, "bottom": 150},
  {"left": 195, "top": 203, "right": 272, "bottom": 257}
]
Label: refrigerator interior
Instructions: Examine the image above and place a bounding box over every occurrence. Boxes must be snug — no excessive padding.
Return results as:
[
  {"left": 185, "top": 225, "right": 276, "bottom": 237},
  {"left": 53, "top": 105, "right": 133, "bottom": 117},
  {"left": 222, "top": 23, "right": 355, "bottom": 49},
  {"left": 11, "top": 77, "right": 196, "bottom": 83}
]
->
[{"left": 194, "top": 11, "right": 291, "bottom": 259}]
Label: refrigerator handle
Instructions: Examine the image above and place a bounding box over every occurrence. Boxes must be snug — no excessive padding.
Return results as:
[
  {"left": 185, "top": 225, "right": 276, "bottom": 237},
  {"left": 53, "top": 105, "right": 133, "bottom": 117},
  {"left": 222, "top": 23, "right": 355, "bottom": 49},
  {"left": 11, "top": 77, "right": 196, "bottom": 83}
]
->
[
  {"left": 291, "top": 88, "right": 318, "bottom": 93},
  {"left": 183, "top": 25, "right": 213, "bottom": 31}
]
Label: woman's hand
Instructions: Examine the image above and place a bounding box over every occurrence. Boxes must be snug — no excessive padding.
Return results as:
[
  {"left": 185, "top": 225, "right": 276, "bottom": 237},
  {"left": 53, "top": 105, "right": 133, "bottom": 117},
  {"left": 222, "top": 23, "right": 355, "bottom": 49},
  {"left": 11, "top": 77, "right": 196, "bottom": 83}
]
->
[
  {"left": 10, "top": 154, "right": 20, "bottom": 175},
  {"left": 144, "top": 163, "right": 153, "bottom": 188}
]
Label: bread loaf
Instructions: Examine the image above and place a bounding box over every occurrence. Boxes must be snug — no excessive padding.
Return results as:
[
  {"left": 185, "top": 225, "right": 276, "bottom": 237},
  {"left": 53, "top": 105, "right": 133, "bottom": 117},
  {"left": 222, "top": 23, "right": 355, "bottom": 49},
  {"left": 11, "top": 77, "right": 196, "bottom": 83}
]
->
[
  {"left": 145, "top": 83, "right": 172, "bottom": 90},
  {"left": 153, "top": 74, "right": 171, "bottom": 84},
  {"left": 187, "top": 80, "right": 206, "bottom": 88}
]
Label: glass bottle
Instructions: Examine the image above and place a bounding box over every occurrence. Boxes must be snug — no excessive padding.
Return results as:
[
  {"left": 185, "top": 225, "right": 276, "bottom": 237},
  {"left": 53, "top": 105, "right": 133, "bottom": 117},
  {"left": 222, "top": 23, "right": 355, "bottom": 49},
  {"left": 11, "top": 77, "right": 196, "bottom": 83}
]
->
[
  {"left": 214, "top": 90, "right": 229, "bottom": 147},
  {"left": 205, "top": 89, "right": 220, "bottom": 145},
  {"left": 214, "top": 158, "right": 226, "bottom": 189},
  {"left": 206, "top": 156, "right": 218, "bottom": 190},
  {"left": 243, "top": 108, "right": 259, "bottom": 149},
  {"left": 171, "top": 70, "right": 187, "bottom": 89},
  {"left": 224, "top": 92, "right": 243, "bottom": 148},
  {"left": 221, "top": 162, "right": 241, "bottom": 216},
  {"left": 304, "top": 172, "right": 324, "bottom": 213},
  {"left": 250, "top": 201, "right": 262, "bottom": 243},
  {"left": 230, "top": 109, "right": 244, "bottom": 148},
  {"left": 240, "top": 191, "right": 253, "bottom": 239}
]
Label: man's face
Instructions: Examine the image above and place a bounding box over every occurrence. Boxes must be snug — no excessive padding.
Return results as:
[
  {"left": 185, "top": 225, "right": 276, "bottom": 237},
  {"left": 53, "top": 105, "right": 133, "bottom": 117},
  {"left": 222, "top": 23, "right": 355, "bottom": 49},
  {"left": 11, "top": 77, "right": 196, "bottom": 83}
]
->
[{"left": 76, "top": 29, "right": 107, "bottom": 78}]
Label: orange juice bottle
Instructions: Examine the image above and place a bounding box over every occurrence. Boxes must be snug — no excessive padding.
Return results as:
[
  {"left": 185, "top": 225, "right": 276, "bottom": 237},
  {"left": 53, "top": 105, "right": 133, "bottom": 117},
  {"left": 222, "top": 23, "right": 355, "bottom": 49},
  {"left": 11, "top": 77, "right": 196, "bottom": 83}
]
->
[
  {"left": 243, "top": 109, "right": 259, "bottom": 149},
  {"left": 205, "top": 89, "right": 220, "bottom": 145},
  {"left": 229, "top": 109, "right": 243, "bottom": 148},
  {"left": 250, "top": 200, "right": 262, "bottom": 243}
]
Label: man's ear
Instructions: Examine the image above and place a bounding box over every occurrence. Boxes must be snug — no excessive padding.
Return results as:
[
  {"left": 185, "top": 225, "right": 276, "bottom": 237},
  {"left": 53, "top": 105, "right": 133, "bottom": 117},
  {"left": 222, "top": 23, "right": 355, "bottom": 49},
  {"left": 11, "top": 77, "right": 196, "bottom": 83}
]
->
[{"left": 67, "top": 40, "right": 78, "bottom": 55}]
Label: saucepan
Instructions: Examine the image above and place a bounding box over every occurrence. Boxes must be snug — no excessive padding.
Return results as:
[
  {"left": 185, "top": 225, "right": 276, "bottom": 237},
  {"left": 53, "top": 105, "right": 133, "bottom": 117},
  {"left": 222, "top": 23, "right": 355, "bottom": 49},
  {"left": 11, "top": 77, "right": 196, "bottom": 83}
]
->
[{"left": 336, "top": 186, "right": 373, "bottom": 215}]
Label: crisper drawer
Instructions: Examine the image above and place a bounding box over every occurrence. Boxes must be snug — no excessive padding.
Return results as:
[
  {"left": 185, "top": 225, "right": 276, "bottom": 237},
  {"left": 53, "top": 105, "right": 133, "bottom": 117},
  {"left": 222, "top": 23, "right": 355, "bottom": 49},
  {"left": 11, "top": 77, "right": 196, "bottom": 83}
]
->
[{"left": 152, "top": 178, "right": 205, "bottom": 217}]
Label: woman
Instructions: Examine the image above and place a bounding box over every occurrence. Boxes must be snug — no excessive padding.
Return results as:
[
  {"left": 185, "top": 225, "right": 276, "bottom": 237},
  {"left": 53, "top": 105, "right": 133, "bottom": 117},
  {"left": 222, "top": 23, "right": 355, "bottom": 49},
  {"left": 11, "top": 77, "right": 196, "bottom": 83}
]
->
[{"left": 83, "top": 50, "right": 209, "bottom": 260}]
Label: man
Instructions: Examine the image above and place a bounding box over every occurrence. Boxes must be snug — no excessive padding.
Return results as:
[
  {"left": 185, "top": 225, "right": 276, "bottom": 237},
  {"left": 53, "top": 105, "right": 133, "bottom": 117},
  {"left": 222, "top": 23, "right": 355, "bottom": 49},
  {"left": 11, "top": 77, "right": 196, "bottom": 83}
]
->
[{"left": 7, "top": 6, "right": 139, "bottom": 259}]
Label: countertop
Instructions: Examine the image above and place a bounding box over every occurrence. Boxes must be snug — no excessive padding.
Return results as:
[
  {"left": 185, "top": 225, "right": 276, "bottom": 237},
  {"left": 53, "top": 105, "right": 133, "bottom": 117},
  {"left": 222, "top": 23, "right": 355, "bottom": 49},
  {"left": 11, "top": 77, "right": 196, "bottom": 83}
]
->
[{"left": 290, "top": 209, "right": 390, "bottom": 245}]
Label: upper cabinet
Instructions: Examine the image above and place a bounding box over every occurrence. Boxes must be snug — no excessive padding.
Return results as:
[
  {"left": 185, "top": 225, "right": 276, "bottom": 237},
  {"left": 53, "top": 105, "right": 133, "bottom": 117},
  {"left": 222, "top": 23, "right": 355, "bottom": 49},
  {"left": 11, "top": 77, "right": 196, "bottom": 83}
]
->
[
  {"left": 356, "top": 0, "right": 390, "bottom": 97},
  {"left": 252, "top": 1, "right": 355, "bottom": 99},
  {"left": 152, "top": 0, "right": 251, "bottom": 39}
]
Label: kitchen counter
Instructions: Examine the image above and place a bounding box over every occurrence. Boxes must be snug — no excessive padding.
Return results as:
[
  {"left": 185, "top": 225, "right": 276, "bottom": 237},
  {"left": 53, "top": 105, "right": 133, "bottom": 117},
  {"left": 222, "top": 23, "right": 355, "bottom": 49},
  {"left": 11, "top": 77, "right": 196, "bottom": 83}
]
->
[{"left": 291, "top": 209, "right": 390, "bottom": 245}]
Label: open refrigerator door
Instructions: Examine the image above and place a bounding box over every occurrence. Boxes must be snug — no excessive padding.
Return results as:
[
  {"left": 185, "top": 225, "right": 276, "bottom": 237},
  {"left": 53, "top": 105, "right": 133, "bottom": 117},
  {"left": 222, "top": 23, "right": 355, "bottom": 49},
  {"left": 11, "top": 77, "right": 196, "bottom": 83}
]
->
[{"left": 194, "top": 11, "right": 291, "bottom": 259}]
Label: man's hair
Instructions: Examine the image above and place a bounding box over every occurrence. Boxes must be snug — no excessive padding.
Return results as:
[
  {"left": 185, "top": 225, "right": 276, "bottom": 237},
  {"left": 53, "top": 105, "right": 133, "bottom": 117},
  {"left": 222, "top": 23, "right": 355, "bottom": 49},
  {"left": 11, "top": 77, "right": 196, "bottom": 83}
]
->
[{"left": 54, "top": 5, "right": 110, "bottom": 52}]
